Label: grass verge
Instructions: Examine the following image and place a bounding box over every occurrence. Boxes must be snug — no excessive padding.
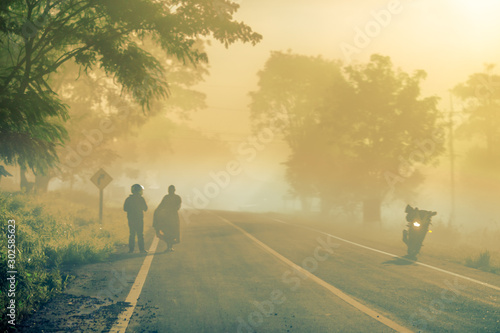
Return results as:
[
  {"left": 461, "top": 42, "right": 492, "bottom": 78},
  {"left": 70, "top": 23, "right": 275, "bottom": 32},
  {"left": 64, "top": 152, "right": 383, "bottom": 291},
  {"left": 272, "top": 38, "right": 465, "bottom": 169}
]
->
[
  {"left": 465, "top": 250, "right": 498, "bottom": 274},
  {"left": 0, "top": 191, "right": 124, "bottom": 330}
]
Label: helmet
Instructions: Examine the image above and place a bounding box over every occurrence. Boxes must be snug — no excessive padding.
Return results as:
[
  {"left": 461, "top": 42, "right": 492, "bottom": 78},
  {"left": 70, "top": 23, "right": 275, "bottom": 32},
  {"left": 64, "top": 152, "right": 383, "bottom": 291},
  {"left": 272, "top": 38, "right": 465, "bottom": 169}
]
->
[{"left": 131, "top": 184, "right": 144, "bottom": 194}]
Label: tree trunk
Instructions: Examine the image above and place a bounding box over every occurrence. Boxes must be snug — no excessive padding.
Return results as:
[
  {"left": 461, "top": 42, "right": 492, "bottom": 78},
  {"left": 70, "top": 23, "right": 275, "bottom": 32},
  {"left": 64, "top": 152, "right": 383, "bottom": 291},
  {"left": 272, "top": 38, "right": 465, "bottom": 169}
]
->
[
  {"left": 20, "top": 165, "right": 34, "bottom": 193},
  {"left": 320, "top": 194, "right": 333, "bottom": 217},
  {"left": 363, "top": 195, "right": 382, "bottom": 225},
  {"left": 299, "top": 194, "right": 311, "bottom": 213},
  {"left": 35, "top": 174, "right": 53, "bottom": 193}
]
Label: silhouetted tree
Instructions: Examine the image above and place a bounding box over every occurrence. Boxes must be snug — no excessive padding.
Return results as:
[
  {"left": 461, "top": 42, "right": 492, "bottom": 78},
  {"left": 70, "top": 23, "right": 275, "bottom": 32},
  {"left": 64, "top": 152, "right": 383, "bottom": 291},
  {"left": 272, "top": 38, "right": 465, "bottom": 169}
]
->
[
  {"left": 452, "top": 64, "right": 500, "bottom": 207},
  {"left": 0, "top": 0, "right": 261, "bottom": 179},
  {"left": 34, "top": 38, "right": 209, "bottom": 193},
  {"left": 342, "top": 55, "right": 443, "bottom": 224},
  {"left": 251, "top": 53, "right": 444, "bottom": 223},
  {"left": 453, "top": 64, "right": 500, "bottom": 155},
  {"left": 250, "top": 51, "right": 348, "bottom": 212}
]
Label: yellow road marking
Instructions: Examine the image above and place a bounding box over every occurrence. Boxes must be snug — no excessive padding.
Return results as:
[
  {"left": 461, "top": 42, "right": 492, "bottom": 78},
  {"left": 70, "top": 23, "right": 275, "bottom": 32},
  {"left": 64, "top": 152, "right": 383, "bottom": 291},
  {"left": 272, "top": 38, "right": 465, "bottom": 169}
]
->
[
  {"left": 216, "top": 214, "right": 412, "bottom": 333},
  {"left": 109, "top": 237, "right": 159, "bottom": 333}
]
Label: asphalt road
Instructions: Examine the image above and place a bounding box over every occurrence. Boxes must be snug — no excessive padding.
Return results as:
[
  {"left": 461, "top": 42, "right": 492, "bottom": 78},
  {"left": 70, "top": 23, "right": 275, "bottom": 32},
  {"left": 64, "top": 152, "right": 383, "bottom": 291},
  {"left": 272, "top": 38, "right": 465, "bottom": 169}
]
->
[
  {"left": 19, "top": 209, "right": 500, "bottom": 332},
  {"left": 116, "top": 210, "right": 499, "bottom": 333}
]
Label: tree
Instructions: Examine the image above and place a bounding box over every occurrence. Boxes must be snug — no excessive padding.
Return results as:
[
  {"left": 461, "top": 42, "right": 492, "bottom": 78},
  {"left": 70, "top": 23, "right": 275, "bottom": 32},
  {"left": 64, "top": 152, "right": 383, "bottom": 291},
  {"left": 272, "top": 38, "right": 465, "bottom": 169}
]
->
[
  {"left": 0, "top": 0, "right": 261, "bottom": 177},
  {"left": 250, "top": 53, "right": 444, "bottom": 224},
  {"left": 342, "top": 54, "right": 443, "bottom": 224},
  {"left": 249, "top": 51, "right": 348, "bottom": 212},
  {"left": 34, "top": 38, "right": 209, "bottom": 193},
  {"left": 453, "top": 64, "right": 500, "bottom": 155},
  {"left": 452, "top": 64, "right": 500, "bottom": 212}
]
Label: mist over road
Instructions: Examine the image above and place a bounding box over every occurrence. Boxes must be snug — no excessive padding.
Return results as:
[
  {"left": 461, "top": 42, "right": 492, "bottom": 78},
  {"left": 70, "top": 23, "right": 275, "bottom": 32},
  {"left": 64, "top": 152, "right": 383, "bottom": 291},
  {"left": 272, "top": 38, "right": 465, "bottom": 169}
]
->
[
  {"left": 19, "top": 210, "right": 499, "bottom": 332},
  {"left": 116, "top": 210, "right": 499, "bottom": 332}
]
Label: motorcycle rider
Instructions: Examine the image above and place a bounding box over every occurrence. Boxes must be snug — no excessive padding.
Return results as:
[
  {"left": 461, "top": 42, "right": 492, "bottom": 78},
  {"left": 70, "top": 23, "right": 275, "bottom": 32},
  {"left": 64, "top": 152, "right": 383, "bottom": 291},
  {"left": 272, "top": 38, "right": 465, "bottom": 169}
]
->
[{"left": 403, "top": 205, "right": 436, "bottom": 259}]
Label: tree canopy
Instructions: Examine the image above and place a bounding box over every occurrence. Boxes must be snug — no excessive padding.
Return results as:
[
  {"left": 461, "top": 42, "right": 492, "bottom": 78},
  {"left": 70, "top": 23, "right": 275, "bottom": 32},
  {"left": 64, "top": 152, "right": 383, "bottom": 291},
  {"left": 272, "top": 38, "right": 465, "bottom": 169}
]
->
[
  {"left": 453, "top": 64, "right": 500, "bottom": 156},
  {"left": 250, "top": 52, "right": 444, "bottom": 222},
  {"left": 0, "top": 0, "right": 262, "bottom": 174},
  {"left": 452, "top": 64, "right": 500, "bottom": 206}
]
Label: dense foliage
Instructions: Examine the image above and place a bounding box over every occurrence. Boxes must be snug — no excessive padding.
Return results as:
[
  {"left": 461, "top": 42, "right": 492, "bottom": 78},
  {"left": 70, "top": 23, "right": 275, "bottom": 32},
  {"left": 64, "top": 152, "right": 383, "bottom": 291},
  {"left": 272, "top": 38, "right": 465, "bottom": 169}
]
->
[
  {"left": 0, "top": 0, "right": 261, "bottom": 174},
  {"left": 250, "top": 53, "right": 444, "bottom": 222},
  {"left": 0, "top": 192, "right": 114, "bottom": 328}
]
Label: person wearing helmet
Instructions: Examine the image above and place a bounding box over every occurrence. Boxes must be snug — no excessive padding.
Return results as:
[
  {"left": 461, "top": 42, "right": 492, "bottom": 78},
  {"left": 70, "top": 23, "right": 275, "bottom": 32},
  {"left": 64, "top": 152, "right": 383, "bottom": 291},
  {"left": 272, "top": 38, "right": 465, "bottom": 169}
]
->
[
  {"left": 153, "top": 185, "right": 182, "bottom": 252},
  {"left": 123, "top": 184, "right": 148, "bottom": 254}
]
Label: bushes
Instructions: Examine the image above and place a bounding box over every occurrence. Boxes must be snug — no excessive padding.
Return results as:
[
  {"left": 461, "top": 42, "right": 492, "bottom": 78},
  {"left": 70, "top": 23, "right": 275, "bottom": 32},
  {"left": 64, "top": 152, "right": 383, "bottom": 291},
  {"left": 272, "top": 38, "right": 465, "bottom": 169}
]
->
[
  {"left": 465, "top": 250, "right": 498, "bottom": 274},
  {"left": 0, "top": 192, "right": 116, "bottom": 329},
  {"left": 60, "top": 241, "right": 111, "bottom": 265}
]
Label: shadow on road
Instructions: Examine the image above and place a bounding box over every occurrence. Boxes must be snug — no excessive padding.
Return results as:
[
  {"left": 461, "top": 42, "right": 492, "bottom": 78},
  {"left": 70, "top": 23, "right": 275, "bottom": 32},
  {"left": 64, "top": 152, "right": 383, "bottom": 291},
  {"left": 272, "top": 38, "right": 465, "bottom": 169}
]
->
[
  {"left": 105, "top": 248, "right": 174, "bottom": 263},
  {"left": 382, "top": 256, "right": 416, "bottom": 266}
]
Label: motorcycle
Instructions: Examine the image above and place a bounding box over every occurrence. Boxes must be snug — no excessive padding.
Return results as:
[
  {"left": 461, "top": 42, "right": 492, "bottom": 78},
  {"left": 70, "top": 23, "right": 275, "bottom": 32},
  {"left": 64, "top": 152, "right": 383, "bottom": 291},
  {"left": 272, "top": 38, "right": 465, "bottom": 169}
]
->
[{"left": 402, "top": 205, "right": 436, "bottom": 259}]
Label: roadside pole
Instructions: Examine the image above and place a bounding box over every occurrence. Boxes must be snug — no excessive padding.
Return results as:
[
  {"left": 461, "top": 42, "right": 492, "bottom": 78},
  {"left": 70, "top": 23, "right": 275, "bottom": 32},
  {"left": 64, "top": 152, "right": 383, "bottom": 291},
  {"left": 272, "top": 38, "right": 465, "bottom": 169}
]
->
[
  {"left": 99, "top": 189, "right": 104, "bottom": 223},
  {"left": 91, "top": 168, "right": 113, "bottom": 224},
  {"left": 448, "top": 93, "right": 456, "bottom": 227}
]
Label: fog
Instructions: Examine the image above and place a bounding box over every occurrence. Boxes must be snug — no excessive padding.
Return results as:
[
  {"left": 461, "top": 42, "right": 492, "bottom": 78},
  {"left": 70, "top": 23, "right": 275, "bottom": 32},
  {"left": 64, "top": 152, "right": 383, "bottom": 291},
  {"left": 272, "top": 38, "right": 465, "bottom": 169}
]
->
[
  {"left": 186, "top": 0, "right": 500, "bottom": 231},
  {"left": 5, "top": 2, "right": 500, "bottom": 331},
  {"left": 5, "top": 0, "right": 500, "bottom": 232}
]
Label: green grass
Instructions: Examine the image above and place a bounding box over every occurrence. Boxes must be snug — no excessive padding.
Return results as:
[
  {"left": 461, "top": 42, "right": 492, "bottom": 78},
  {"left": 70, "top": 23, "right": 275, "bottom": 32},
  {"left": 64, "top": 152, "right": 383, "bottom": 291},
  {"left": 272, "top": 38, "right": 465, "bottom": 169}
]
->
[
  {"left": 465, "top": 250, "right": 498, "bottom": 274},
  {"left": 0, "top": 191, "right": 124, "bottom": 330}
]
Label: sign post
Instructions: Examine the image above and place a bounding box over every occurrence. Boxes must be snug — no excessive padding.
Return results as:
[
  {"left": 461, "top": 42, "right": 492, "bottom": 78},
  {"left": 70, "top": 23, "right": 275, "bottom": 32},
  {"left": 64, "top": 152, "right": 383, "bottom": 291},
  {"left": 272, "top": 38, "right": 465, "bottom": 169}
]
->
[
  {"left": 90, "top": 168, "right": 113, "bottom": 224},
  {"left": 99, "top": 188, "right": 104, "bottom": 223}
]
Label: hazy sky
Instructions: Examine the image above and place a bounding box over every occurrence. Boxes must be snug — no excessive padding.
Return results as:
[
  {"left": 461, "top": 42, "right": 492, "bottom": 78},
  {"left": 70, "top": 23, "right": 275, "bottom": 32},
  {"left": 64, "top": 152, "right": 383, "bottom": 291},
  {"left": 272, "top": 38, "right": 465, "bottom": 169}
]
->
[
  {"left": 159, "top": 0, "right": 500, "bottom": 219},
  {"left": 190, "top": 0, "right": 500, "bottom": 136}
]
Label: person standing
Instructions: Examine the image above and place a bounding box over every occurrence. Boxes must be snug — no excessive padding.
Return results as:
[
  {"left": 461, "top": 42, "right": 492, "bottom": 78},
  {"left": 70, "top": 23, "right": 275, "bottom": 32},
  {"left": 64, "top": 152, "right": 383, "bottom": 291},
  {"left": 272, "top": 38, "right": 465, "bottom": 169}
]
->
[
  {"left": 123, "top": 184, "right": 148, "bottom": 254},
  {"left": 153, "top": 185, "right": 181, "bottom": 252}
]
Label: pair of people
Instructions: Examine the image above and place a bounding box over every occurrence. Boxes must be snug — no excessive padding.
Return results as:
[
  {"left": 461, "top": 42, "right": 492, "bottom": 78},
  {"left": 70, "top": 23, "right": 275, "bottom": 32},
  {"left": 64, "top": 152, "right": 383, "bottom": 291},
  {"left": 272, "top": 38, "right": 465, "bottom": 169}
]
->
[{"left": 123, "top": 184, "right": 181, "bottom": 254}]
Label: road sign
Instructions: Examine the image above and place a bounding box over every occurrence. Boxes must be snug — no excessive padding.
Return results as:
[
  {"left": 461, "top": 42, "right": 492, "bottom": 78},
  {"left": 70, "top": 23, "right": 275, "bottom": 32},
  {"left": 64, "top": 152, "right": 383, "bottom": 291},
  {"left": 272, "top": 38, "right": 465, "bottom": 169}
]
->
[
  {"left": 91, "top": 168, "right": 113, "bottom": 224},
  {"left": 91, "top": 168, "right": 113, "bottom": 190}
]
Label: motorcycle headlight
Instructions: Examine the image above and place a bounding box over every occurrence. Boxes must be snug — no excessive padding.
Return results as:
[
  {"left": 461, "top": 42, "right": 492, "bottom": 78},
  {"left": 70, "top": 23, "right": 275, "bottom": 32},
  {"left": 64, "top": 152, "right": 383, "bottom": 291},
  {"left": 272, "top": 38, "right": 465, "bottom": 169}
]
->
[{"left": 413, "top": 221, "right": 421, "bottom": 227}]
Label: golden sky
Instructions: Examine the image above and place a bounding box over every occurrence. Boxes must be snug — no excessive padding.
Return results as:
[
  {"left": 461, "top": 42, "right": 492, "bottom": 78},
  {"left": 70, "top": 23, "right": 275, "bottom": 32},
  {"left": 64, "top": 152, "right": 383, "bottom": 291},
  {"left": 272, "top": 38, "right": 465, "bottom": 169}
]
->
[{"left": 190, "top": 0, "right": 500, "bottom": 136}]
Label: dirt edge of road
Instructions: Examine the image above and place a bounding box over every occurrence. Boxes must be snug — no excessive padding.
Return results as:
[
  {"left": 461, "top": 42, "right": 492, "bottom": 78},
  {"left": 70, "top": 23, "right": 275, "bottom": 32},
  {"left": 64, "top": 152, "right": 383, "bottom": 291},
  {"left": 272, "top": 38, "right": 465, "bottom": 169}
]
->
[{"left": 16, "top": 229, "right": 158, "bottom": 333}]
